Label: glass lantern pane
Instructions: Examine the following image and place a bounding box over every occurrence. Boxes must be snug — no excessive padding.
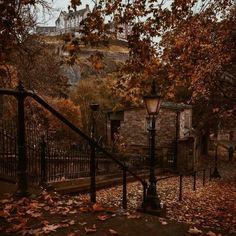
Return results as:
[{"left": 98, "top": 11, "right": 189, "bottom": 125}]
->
[{"left": 145, "top": 98, "right": 161, "bottom": 114}]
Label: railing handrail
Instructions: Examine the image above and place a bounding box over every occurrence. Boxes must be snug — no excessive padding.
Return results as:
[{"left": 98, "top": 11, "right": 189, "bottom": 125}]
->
[
  {"left": 0, "top": 87, "right": 146, "bottom": 186},
  {"left": 28, "top": 91, "right": 147, "bottom": 185}
]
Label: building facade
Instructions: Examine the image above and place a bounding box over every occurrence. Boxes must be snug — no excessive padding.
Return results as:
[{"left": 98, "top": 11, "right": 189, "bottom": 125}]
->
[
  {"left": 55, "top": 4, "right": 90, "bottom": 34},
  {"left": 106, "top": 102, "right": 197, "bottom": 171},
  {"left": 36, "top": 5, "right": 131, "bottom": 40}
]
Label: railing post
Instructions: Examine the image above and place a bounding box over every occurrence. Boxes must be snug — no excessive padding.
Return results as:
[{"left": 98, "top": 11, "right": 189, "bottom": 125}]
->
[
  {"left": 15, "top": 81, "right": 29, "bottom": 197},
  {"left": 90, "top": 141, "right": 96, "bottom": 203},
  {"left": 40, "top": 135, "right": 47, "bottom": 186},
  {"left": 179, "top": 174, "right": 183, "bottom": 201},
  {"left": 193, "top": 171, "right": 196, "bottom": 191},
  {"left": 122, "top": 167, "right": 127, "bottom": 209},
  {"left": 89, "top": 103, "right": 99, "bottom": 203},
  {"left": 203, "top": 169, "right": 206, "bottom": 186}
]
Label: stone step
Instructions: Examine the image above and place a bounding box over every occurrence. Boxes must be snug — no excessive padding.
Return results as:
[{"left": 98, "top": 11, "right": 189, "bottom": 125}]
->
[
  {"left": 50, "top": 169, "right": 175, "bottom": 194},
  {"left": 51, "top": 170, "right": 150, "bottom": 194}
]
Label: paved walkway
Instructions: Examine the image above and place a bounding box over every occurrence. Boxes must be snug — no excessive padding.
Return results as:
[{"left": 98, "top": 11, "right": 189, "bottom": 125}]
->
[{"left": 0, "top": 180, "right": 234, "bottom": 236}]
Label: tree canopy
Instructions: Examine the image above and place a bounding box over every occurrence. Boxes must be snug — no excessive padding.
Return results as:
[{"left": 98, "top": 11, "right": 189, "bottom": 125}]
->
[{"left": 0, "top": 0, "right": 235, "bottom": 131}]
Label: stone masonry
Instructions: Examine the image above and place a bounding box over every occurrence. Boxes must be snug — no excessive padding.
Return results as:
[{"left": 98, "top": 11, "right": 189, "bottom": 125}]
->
[{"left": 106, "top": 101, "right": 192, "bottom": 155}]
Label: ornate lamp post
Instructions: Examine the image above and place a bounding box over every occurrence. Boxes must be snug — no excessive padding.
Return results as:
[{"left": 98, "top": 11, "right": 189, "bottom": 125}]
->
[
  {"left": 89, "top": 102, "right": 99, "bottom": 202},
  {"left": 90, "top": 103, "right": 100, "bottom": 139},
  {"left": 211, "top": 142, "right": 221, "bottom": 178},
  {"left": 142, "top": 80, "right": 162, "bottom": 214}
]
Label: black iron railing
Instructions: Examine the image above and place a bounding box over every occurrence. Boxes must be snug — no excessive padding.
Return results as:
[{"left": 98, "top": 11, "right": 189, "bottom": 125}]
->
[{"left": 0, "top": 82, "right": 147, "bottom": 208}]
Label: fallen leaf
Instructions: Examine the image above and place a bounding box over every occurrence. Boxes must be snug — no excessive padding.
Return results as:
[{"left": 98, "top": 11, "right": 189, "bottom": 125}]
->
[
  {"left": 79, "top": 207, "right": 89, "bottom": 213},
  {"left": 206, "top": 231, "right": 216, "bottom": 236},
  {"left": 161, "top": 221, "right": 168, "bottom": 225},
  {"left": 42, "top": 224, "right": 60, "bottom": 233},
  {"left": 67, "top": 233, "right": 76, "bottom": 236},
  {"left": 92, "top": 203, "right": 104, "bottom": 212},
  {"left": 109, "top": 229, "right": 118, "bottom": 235},
  {"left": 68, "top": 220, "right": 75, "bottom": 225},
  {"left": 69, "top": 210, "right": 77, "bottom": 214},
  {"left": 97, "top": 214, "right": 110, "bottom": 221},
  {"left": 188, "top": 226, "right": 203, "bottom": 235},
  {"left": 41, "top": 220, "right": 49, "bottom": 226},
  {"left": 79, "top": 222, "right": 87, "bottom": 226},
  {"left": 127, "top": 214, "right": 141, "bottom": 219},
  {"left": 0, "top": 210, "right": 7, "bottom": 218},
  {"left": 85, "top": 225, "right": 97, "bottom": 234}
]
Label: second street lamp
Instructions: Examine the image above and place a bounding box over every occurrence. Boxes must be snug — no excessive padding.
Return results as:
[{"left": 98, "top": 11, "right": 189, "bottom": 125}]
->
[
  {"left": 211, "top": 142, "right": 221, "bottom": 178},
  {"left": 142, "top": 80, "right": 163, "bottom": 215}
]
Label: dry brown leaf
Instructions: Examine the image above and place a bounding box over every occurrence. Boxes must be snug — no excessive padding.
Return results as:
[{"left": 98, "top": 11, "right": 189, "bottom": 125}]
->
[
  {"left": 161, "top": 221, "right": 168, "bottom": 225},
  {"left": 41, "top": 220, "right": 49, "bottom": 226},
  {"left": 67, "top": 233, "right": 76, "bottom": 236},
  {"left": 97, "top": 214, "right": 110, "bottom": 221},
  {"left": 0, "top": 210, "right": 7, "bottom": 218},
  {"left": 109, "top": 229, "right": 118, "bottom": 235},
  {"left": 92, "top": 203, "right": 105, "bottom": 212},
  {"left": 68, "top": 220, "right": 75, "bottom": 225},
  {"left": 42, "top": 224, "right": 60, "bottom": 233},
  {"left": 85, "top": 225, "right": 97, "bottom": 234},
  {"left": 188, "top": 227, "right": 203, "bottom": 235},
  {"left": 206, "top": 231, "right": 216, "bottom": 236},
  {"left": 127, "top": 214, "right": 141, "bottom": 219},
  {"left": 79, "top": 207, "right": 89, "bottom": 213},
  {"left": 79, "top": 222, "right": 87, "bottom": 226}
]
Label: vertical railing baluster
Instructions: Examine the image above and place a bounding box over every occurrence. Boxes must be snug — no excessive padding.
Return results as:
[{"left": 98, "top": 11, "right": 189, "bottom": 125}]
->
[
  {"left": 122, "top": 167, "right": 127, "bottom": 209},
  {"left": 15, "top": 81, "right": 29, "bottom": 197},
  {"left": 90, "top": 141, "right": 96, "bottom": 203},
  {"left": 40, "top": 135, "right": 47, "bottom": 186}
]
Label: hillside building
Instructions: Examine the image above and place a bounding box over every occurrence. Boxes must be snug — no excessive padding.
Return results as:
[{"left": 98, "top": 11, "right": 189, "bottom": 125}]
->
[{"left": 55, "top": 4, "right": 90, "bottom": 34}]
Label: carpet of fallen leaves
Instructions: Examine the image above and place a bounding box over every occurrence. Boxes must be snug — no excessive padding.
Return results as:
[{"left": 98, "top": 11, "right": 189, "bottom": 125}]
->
[
  {"left": 0, "top": 159, "right": 235, "bottom": 235},
  {"left": 78, "top": 159, "right": 236, "bottom": 234}
]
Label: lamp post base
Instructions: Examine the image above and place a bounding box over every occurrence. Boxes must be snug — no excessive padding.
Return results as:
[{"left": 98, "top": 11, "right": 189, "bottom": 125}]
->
[
  {"left": 138, "top": 198, "right": 166, "bottom": 217},
  {"left": 211, "top": 168, "right": 221, "bottom": 178},
  {"left": 14, "top": 171, "right": 30, "bottom": 198},
  {"left": 138, "top": 184, "right": 166, "bottom": 217}
]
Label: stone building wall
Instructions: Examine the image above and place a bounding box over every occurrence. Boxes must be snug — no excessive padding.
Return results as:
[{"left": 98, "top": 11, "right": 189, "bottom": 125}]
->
[
  {"left": 114, "top": 107, "right": 179, "bottom": 154},
  {"left": 106, "top": 103, "right": 195, "bottom": 170}
]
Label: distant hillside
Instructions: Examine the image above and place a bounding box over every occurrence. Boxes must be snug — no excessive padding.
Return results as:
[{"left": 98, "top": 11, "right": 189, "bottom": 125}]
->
[{"left": 40, "top": 35, "right": 129, "bottom": 85}]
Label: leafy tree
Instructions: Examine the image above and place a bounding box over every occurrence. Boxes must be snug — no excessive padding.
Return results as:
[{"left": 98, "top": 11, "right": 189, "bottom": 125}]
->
[
  {"left": 69, "top": 0, "right": 236, "bottom": 134},
  {"left": 69, "top": 77, "right": 119, "bottom": 139}
]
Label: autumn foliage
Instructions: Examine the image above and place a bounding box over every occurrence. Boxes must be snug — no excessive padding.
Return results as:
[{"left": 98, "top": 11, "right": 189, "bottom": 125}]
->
[{"left": 1, "top": 0, "right": 235, "bottom": 133}]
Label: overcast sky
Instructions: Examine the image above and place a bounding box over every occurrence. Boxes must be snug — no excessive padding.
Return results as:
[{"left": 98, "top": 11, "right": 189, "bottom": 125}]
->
[{"left": 37, "top": 0, "right": 94, "bottom": 26}]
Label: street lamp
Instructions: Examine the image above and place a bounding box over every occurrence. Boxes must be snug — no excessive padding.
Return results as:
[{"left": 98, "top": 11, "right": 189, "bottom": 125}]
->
[
  {"left": 211, "top": 142, "right": 221, "bottom": 178},
  {"left": 90, "top": 102, "right": 100, "bottom": 139},
  {"left": 142, "top": 80, "right": 162, "bottom": 215},
  {"left": 89, "top": 102, "right": 99, "bottom": 203}
]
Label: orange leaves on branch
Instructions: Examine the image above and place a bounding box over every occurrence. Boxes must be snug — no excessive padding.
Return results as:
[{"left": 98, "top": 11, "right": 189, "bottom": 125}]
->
[{"left": 89, "top": 52, "right": 105, "bottom": 71}]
